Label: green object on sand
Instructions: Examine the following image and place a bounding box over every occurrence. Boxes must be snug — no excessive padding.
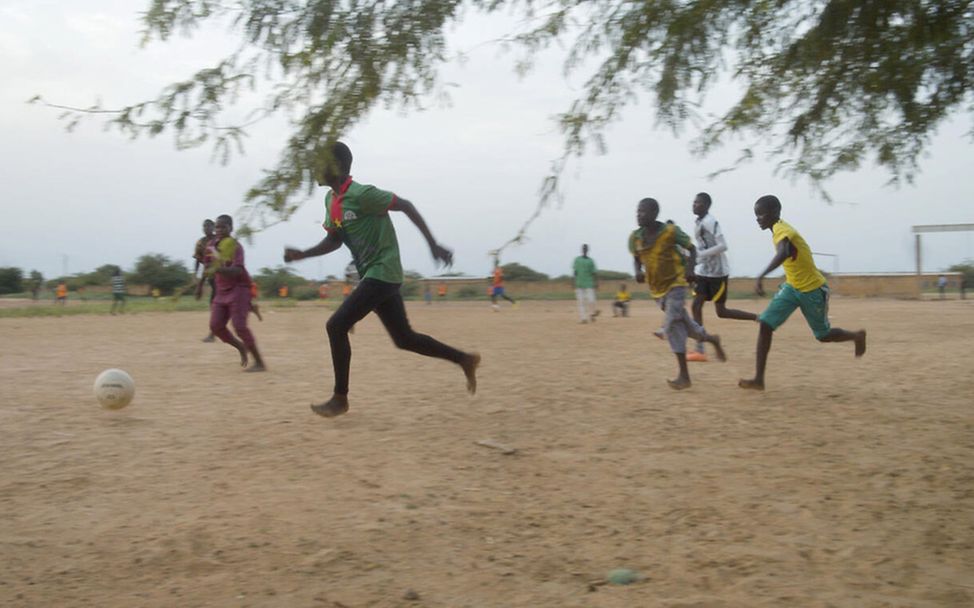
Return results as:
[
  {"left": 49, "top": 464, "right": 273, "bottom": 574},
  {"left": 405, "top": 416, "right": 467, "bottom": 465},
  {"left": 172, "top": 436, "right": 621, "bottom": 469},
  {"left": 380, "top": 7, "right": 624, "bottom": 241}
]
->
[{"left": 607, "top": 568, "right": 641, "bottom": 585}]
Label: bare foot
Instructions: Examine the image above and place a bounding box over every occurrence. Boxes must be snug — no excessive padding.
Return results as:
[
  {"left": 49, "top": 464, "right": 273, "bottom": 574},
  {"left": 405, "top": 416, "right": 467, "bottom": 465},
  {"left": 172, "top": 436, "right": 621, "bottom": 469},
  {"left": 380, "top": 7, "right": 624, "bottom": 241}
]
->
[
  {"left": 653, "top": 328, "right": 665, "bottom": 340},
  {"left": 244, "top": 362, "right": 266, "bottom": 373},
  {"left": 738, "top": 378, "right": 764, "bottom": 391},
  {"left": 461, "top": 353, "right": 481, "bottom": 395},
  {"left": 202, "top": 335, "right": 215, "bottom": 343},
  {"left": 236, "top": 345, "right": 249, "bottom": 368},
  {"left": 854, "top": 330, "right": 867, "bottom": 357},
  {"left": 667, "top": 377, "right": 691, "bottom": 390},
  {"left": 709, "top": 334, "right": 727, "bottom": 362},
  {"left": 311, "top": 395, "right": 349, "bottom": 418}
]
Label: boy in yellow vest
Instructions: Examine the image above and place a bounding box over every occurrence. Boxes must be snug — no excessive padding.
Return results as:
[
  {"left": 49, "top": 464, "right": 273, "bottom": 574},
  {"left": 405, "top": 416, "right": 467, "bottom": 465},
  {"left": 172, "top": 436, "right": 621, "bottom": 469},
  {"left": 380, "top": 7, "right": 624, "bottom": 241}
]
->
[
  {"left": 739, "top": 195, "right": 866, "bottom": 390},
  {"left": 630, "top": 198, "right": 725, "bottom": 389}
]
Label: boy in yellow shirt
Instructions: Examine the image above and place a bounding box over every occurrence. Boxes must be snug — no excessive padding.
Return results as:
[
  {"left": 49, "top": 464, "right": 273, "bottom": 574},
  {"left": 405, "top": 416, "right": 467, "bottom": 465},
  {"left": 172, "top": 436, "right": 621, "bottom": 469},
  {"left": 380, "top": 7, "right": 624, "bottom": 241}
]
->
[
  {"left": 612, "top": 283, "right": 631, "bottom": 317},
  {"left": 739, "top": 195, "right": 866, "bottom": 391}
]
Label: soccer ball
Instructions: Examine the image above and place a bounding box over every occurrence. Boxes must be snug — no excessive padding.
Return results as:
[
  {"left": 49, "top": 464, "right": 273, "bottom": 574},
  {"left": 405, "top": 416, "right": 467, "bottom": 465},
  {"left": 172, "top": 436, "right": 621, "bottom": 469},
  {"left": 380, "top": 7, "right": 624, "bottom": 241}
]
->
[{"left": 93, "top": 368, "right": 135, "bottom": 410}]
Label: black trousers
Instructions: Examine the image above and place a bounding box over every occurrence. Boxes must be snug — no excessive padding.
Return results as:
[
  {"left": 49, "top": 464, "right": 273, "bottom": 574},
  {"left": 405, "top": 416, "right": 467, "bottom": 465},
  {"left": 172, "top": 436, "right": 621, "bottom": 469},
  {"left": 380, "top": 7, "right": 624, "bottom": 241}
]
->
[{"left": 326, "top": 278, "right": 466, "bottom": 395}]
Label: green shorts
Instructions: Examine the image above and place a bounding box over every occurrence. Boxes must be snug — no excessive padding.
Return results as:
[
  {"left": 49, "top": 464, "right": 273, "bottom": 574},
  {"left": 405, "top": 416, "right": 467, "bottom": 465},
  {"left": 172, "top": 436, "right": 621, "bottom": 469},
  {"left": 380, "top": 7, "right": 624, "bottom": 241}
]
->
[{"left": 758, "top": 283, "right": 831, "bottom": 340}]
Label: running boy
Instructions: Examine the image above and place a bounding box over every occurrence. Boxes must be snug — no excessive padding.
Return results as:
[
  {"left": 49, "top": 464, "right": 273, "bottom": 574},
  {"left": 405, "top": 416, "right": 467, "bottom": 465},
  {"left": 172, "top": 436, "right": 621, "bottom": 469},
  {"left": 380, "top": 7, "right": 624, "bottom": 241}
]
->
[
  {"left": 630, "top": 198, "right": 725, "bottom": 389},
  {"left": 739, "top": 195, "right": 866, "bottom": 391},
  {"left": 196, "top": 214, "right": 266, "bottom": 372},
  {"left": 283, "top": 142, "right": 479, "bottom": 418},
  {"left": 490, "top": 261, "right": 516, "bottom": 310},
  {"left": 688, "top": 192, "right": 757, "bottom": 361}
]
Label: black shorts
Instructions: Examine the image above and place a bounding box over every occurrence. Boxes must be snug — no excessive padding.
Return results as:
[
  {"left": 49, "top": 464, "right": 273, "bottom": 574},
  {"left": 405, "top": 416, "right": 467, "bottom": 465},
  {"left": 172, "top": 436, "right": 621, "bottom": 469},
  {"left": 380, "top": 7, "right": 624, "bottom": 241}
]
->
[
  {"left": 694, "top": 275, "right": 728, "bottom": 304},
  {"left": 112, "top": 293, "right": 125, "bottom": 302}
]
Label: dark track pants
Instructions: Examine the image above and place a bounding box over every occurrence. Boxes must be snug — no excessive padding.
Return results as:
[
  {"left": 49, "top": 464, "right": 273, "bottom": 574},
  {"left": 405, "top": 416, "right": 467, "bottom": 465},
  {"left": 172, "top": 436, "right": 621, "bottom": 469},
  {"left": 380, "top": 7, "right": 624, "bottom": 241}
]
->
[{"left": 326, "top": 278, "right": 466, "bottom": 395}]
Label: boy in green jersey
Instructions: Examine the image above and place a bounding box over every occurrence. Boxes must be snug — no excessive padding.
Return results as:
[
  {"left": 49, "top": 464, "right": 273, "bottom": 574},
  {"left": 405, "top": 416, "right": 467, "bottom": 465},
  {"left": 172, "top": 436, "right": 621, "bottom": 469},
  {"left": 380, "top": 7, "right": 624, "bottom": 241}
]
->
[
  {"left": 285, "top": 142, "right": 480, "bottom": 417},
  {"left": 739, "top": 195, "right": 866, "bottom": 391},
  {"left": 572, "top": 244, "right": 600, "bottom": 322}
]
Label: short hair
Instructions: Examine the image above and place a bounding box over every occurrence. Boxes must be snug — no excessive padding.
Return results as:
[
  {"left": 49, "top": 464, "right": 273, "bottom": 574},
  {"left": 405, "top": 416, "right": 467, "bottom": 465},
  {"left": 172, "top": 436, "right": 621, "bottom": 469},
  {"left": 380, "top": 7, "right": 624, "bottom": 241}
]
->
[
  {"left": 216, "top": 214, "right": 233, "bottom": 230},
  {"left": 755, "top": 194, "right": 781, "bottom": 214},
  {"left": 638, "top": 197, "right": 660, "bottom": 213},
  {"left": 696, "top": 192, "right": 712, "bottom": 207},
  {"left": 332, "top": 141, "right": 353, "bottom": 174}
]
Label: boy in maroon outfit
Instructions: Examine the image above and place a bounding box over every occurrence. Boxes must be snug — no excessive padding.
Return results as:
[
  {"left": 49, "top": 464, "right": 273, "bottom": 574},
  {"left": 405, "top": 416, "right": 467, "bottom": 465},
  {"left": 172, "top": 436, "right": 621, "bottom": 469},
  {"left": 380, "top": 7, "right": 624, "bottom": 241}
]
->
[{"left": 197, "top": 214, "right": 266, "bottom": 371}]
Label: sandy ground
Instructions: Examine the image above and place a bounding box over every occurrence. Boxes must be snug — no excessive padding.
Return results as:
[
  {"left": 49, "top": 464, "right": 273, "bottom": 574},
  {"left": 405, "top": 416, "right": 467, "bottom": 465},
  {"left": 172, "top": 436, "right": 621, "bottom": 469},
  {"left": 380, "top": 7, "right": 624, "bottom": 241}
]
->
[{"left": 0, "top": 297, "right": 972, "bottom": 608}]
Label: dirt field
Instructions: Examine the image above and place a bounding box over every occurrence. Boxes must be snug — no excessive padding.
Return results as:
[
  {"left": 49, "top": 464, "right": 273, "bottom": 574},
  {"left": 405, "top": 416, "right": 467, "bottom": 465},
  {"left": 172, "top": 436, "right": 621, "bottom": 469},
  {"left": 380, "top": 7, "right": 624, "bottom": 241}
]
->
[{"left": 1, "top": 298, "right": 972, "bottom": 607}]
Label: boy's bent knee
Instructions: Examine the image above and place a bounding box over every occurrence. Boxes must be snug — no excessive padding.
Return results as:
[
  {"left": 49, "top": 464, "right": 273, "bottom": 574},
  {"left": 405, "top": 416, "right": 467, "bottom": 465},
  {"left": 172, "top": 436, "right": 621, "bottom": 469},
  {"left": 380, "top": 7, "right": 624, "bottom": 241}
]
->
[
  {"left": 389, "top": 331, "right": 415, "bottom": 350},
  {"left": 326, "top": 315, "right": 351, "bottom": 336}
]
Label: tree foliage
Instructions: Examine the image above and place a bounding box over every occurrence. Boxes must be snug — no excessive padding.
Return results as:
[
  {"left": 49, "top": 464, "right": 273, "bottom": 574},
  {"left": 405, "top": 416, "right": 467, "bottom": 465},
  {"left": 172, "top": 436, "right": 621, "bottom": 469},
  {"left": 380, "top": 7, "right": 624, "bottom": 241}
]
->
[
  {"left": 73, "top": 264, "right": 124, "bottom": 287},
  {"left": 948, "top": 260, "right": 974, "bottom": 285},
  {"left": 35, "top": 0, "right": 974, "bottom": 245},
  {"left": 500, "top": 262, "right": 549, "bottom": 281},
  {"left": 0, "top": 267, "right": 25, "bottom": 295},
  {"left": 131, "top": 254, "right": 192, "bottom": 294},
  {"left": 596, "top": 269, "right": 632, "bottom": 281}
]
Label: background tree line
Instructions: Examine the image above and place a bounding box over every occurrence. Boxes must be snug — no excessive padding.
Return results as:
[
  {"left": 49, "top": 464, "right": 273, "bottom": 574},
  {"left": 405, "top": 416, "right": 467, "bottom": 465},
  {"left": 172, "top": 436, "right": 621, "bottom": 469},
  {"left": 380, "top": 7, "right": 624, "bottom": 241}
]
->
[{"left": 0, "top": 259, "right": 645, "bottom": 298}]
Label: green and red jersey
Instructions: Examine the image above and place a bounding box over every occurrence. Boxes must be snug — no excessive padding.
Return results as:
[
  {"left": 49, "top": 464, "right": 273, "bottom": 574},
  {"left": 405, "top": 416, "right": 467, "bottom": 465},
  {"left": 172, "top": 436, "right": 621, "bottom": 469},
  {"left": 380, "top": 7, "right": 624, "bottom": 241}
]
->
[{"left": 323, "top": 179, "right": 403, "bottom": 284}]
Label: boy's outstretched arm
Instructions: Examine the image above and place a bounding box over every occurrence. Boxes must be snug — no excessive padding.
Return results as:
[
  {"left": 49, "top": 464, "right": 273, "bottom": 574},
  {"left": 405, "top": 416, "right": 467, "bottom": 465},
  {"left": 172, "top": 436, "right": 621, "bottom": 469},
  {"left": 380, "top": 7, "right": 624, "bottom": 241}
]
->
[
  {"left": 284, "top": 231, "right": 343, "bottom": 263},
  {"left": 633, "top": 256, "right": 645, "bottom": 284},
  {"left": 390, "top": 197, "right": 453, "bottom": 267},
  {"left": 754, "top": 238, "right": 792, "bottom": 296}
]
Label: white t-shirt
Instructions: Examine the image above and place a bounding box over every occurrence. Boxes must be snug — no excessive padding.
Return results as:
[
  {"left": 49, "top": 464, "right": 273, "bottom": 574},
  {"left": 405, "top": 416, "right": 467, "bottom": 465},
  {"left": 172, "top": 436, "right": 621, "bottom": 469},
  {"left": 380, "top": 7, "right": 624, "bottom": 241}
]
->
[{"left": 694, "top": 213, "right": 730, "bottom": 277}]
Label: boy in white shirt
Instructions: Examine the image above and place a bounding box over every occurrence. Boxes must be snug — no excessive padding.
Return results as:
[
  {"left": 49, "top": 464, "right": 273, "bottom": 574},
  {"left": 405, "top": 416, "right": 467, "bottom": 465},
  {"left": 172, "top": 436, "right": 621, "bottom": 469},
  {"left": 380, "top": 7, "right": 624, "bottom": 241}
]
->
[{"left": 688, "top": 192, "right": 757, "bottom": 361}]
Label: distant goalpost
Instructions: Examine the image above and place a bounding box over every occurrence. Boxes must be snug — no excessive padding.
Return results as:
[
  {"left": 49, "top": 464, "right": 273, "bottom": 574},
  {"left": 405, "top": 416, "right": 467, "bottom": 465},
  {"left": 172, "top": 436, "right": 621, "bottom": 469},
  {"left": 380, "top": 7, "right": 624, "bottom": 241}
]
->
[{"left": 911, "top": 224, "right": 974, "bottom": 274}]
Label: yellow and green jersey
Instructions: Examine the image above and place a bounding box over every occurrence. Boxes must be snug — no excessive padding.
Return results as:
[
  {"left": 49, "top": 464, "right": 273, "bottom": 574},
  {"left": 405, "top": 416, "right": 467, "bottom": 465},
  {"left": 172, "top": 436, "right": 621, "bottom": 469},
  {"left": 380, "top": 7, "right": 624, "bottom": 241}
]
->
[
  {"left": 772, "top": 220, "right": 825, "bottom": 293},
  {"left": 629, "top": 221, "right": 692, "bottom": 299},
  {"left": 323, "top": 180, "right": 403, "bottom": 284},
  {"left": 206, "top": 236, "right": 252, "bottom": 291}
]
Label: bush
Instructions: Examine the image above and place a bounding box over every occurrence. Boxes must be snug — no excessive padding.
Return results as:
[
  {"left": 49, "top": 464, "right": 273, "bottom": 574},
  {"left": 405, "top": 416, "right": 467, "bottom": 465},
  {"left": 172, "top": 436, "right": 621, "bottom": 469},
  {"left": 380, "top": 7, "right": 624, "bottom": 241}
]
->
[
  {"left": 457, "top": 286, "right": 482, "bottom": 299},
  {"left": 254, "top": 266, "right": 307, "bottom": 297},
  {"left": 288, "top": 285, "right": 317, "bottom": 301}
]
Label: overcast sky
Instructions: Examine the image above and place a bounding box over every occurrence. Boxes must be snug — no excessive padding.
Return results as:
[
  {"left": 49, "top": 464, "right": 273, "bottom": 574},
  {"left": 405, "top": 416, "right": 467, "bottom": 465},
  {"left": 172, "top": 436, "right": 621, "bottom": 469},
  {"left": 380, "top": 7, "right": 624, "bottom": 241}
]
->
[{"left": 2, "top": 0, "right": 973, "bottom": 282}]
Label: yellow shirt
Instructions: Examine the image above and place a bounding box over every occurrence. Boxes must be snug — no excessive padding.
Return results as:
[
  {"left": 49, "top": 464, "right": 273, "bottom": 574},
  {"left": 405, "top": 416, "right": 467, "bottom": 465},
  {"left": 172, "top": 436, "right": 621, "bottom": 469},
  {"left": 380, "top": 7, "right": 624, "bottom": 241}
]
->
[
  {"left": 629, "top": 222, "right": 692, "bottom": 299},
  {"left": 772, "top": 220, "right": 826, "bottom": 292},
  {"left": 616, "top": 290, "right": 631, "bottom": 303}
]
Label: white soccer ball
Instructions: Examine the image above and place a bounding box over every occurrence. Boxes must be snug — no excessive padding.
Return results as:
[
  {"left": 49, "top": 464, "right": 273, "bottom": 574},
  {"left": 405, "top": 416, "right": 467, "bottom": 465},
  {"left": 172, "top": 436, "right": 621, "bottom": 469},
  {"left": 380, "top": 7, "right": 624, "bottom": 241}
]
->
[{"left": 93, "top": 368, "right": 135, "bottom": 410}]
